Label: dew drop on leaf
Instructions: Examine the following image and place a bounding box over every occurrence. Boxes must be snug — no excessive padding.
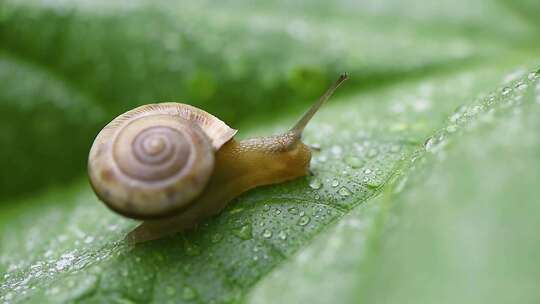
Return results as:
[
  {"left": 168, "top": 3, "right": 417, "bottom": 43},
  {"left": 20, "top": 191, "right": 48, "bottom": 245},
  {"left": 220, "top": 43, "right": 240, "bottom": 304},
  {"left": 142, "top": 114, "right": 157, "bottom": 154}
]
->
[
  {"left": 446, "top": 125, "right": 457, "bottom": 133},
  {"left": 515, "top": 81, "right": 528, "bottom": 90},
  {"left": 345, "top": 156, "right": 364, "bottom": 168},
  {"left": 424, "top": 137, "right": 436, "bottom": 151},
  {"left": 233, "top": 224, "right": 253, "bottom": 240},
  {"left": 338, "top": 187, "right": 351, "bottom": 197},
  {"left": 297, "top": 216, "right": 311, "bottom": 226},
  {"left": 365, "top": 179, "right": 382, "bottom": 189},
  {"left": 424, "top": 135, "right": 447, "bottom": 153},
  {"left": 331, "top": 179, "right": 340, "bottom": 187},
  {"left": 309, "top": 179, "right": 322, "bottom": 189},
  {"left": 288, "top": 207, "right": 299, "bottom": 215},
  {"left": 262, "top": 229, "right": 273, "bottom": 238}
]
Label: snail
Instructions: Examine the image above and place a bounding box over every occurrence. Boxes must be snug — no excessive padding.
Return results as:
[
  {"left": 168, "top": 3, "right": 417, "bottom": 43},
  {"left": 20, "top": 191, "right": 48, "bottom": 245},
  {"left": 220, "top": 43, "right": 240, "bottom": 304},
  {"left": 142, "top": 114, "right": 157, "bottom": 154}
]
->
[{"left": 88, "top": 73, "right": 348, "bottom": 243}]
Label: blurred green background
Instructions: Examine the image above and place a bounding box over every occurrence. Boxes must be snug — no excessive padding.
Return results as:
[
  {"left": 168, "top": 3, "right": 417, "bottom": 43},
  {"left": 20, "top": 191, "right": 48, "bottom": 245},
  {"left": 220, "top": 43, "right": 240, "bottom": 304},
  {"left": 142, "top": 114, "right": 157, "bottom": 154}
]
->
[
  {"left": 1, "top": 0, "right": 540, "bottom": 303},
  {"left": 2, "top": 0, "right": 538, "bottom": 200}
]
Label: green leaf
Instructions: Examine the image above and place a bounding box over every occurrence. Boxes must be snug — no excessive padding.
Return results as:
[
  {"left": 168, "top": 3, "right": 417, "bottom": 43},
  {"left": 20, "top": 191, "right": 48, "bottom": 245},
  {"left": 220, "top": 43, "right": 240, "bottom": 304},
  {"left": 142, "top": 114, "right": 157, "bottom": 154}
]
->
[
  {"left": 249, "top": 70, "right": 540, "bottom": 304},
  {"left": 1, "top": 0, "right": 540, "bottom": 303}
]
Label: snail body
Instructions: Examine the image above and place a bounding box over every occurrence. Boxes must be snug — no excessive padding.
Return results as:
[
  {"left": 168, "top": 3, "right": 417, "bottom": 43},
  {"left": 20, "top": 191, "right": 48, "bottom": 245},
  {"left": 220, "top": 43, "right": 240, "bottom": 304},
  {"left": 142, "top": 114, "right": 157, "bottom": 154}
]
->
[{"left": 88, "top": 74, "right": 348, "bottom": 243}]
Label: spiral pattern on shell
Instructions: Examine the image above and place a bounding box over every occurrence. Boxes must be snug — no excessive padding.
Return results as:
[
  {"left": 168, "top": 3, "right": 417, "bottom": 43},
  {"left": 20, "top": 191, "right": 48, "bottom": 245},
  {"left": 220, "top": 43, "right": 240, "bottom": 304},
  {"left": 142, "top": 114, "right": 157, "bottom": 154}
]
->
[{"left": 88, "top": 103, "right": 237, "bottom": 219}]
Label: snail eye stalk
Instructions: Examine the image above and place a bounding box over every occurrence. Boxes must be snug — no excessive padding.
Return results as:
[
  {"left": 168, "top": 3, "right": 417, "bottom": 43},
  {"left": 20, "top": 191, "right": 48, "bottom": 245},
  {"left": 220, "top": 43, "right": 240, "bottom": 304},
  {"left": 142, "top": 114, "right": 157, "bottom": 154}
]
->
[{"left": 290, "top": 73, "right": 349, "bottom": 138}]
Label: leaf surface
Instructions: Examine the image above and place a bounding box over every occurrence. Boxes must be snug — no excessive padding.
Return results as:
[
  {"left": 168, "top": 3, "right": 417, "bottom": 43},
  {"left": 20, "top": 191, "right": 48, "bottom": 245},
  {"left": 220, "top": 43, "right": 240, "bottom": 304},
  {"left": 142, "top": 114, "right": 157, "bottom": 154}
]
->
[{"left": 0, "top": 0, "right": 539, "bottom": 303}]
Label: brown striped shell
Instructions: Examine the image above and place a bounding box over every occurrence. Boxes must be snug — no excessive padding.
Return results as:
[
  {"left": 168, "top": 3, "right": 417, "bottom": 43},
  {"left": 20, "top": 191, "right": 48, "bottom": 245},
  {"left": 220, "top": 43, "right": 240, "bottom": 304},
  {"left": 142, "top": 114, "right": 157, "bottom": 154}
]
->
[{"left": 88, "top": 103, "right": 237, "bottom": 219}]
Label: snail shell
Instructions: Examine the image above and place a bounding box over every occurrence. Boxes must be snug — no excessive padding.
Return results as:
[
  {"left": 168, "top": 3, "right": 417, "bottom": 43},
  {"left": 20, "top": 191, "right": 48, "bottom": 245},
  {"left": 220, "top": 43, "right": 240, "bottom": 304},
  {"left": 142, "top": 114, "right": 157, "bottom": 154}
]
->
[{"left": 88, "top": 103, "right": 237, "bottom": 219}]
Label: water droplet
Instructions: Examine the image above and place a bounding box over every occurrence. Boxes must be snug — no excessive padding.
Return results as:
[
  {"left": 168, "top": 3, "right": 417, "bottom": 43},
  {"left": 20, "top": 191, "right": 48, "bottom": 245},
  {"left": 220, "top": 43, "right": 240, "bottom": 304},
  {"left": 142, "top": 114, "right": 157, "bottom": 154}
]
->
[
  {"left": 55, "top": 253, "right": 75, "bottom": 271},
  {"left": 263, "top": 204, "right": 271, "bottom": 211},
  {"left": 233, "top": 224, "right": 252, "bottom": 240},
  {"left": 275, "top": 209, "right": 281, "bottom": 215},
  {"left": 449, "top": 112, "right": 461, "bottom": 123},
  {"left": 446, "top": 125, "right": 457, "bottom": 133},
  {"left": 211, "top": 233, "right": 223, "bottom": 244},
  {"left": 297, "top": 216, "right": 311, "bottom": 226},
  {"left": 288, "top": 207, "right": 299, "bottom": 215},
  {"left": 501, "top": 87, "right": 512, "bottom": 96},
  {"left": 424, "top": 135, "right": 446, "bottom": 153},
  {"left": 424, "top": 137, "right": 436, "bottom": 151},
  {"left": 465, "top": 105, "right": 482, "bottom": 117},
  {"left": 363, "top": 168, "right": 372, "bottom": 174},
  {"left": 182, "top": 286, "right": 198, "bottom": 300},
  {"left": 345, "top": 156, "right": 364, "bottom": 168},
  {"left": 365, "top": 178, "right": 382, "bottom": 188},
  {"left": 278, "top": 230, "right": 287, "bottom": 240},
  {"left": 309, "top": 179, "right": 322, "bottom": 189},
  {"left": 515, "top": 81, "right": 528, "bottom": 90},
  {"left": 331, "top": 179, "right": 340, "bottom": 187},
  {"left": 338, "top": 187, "right": 351, "bottom": 197},
  {"left": 262, "top": 229, "right": 273, "bottom": 238}
]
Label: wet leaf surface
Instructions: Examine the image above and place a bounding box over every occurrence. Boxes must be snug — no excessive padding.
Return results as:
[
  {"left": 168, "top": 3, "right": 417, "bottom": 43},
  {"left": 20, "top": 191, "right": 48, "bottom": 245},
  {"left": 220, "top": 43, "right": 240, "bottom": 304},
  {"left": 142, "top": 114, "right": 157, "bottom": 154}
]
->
[{"left": 0, "top": 0, "right": 539, "bottom": 303}]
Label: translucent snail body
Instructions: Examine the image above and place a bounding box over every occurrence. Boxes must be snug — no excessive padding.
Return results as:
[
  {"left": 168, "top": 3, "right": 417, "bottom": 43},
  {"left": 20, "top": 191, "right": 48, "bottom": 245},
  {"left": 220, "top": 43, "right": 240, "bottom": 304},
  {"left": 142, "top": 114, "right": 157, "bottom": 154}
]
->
[{"left": 88, "top": 73, "right": 348, "bottom": 243}]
